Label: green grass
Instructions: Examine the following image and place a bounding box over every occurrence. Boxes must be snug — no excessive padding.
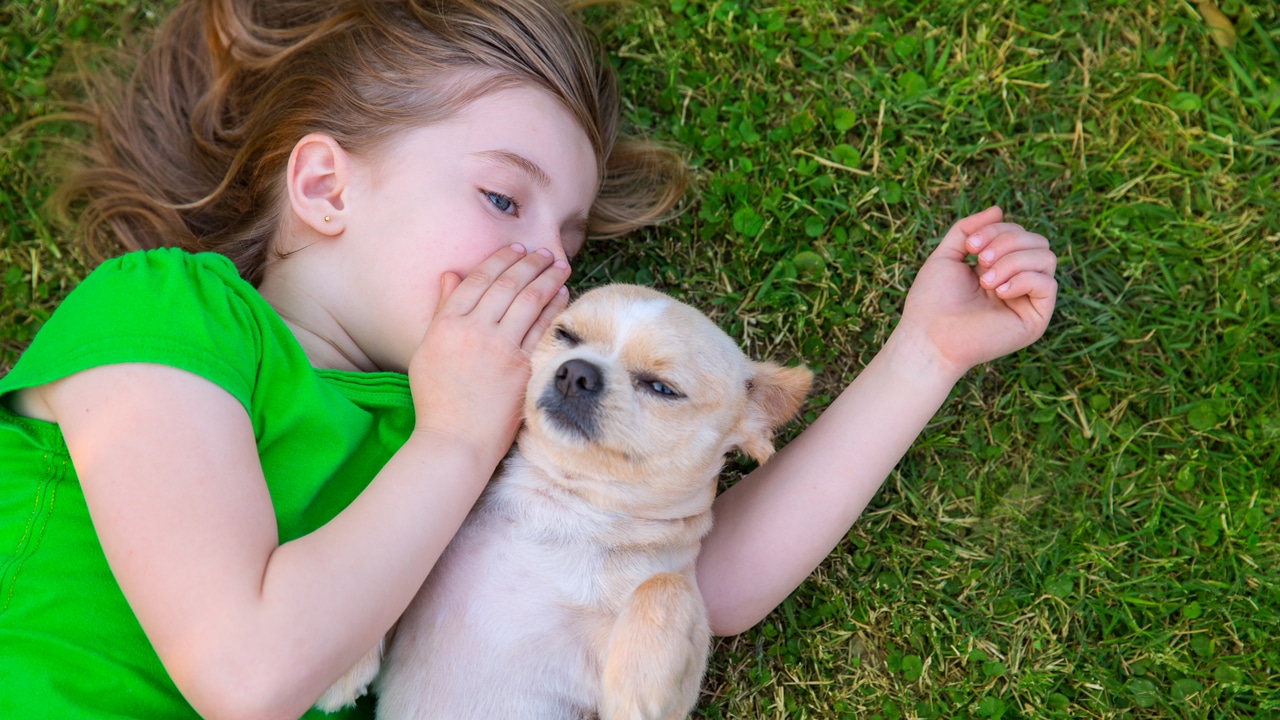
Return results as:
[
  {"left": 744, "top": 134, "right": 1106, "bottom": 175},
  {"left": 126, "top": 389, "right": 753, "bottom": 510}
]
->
[{"left": 4, "top": 0, "right": 1279, "bottom": 718}]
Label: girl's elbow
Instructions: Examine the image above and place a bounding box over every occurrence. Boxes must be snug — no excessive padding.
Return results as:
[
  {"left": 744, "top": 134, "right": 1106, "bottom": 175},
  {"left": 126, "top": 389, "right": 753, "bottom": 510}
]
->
[
  {"left": 698, "top": 567, "right": 772, "bottom": 637},
  {"left": 705, "top": 598, "right": 767, "bottom": 638},
  {"left": 710, "top": 616, "right": 761, "bottom": 638},
  {"left": 170, "top": 653, "right": 317, "bottom": 720}
]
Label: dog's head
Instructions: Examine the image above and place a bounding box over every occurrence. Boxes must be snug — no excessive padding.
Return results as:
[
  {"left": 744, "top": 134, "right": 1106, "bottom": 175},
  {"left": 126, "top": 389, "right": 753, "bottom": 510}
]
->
[{"left": 518, "top": 284, "right": 812, "bottom": 517}]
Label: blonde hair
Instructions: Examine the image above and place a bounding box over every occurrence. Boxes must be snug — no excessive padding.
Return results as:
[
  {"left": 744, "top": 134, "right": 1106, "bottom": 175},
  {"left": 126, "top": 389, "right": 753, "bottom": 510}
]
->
[{"left": 53, "top": 0, "right": 686, "bottom": 284}]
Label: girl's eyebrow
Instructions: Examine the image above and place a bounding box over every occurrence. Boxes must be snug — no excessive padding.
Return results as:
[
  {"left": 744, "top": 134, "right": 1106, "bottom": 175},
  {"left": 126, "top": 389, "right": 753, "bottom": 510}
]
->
[{"left": 470, "top": 150, "right": 551, "bottom": 189}]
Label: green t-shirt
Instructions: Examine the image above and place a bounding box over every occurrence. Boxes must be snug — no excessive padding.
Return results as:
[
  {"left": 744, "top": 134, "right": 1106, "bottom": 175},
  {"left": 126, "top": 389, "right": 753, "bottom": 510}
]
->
[{"left": 0, "top": 248, "right": 415, "bottom": 718}]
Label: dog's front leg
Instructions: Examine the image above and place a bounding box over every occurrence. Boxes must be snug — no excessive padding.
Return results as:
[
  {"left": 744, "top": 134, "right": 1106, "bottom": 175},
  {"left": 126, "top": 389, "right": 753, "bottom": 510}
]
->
[
  {"left": 313, "top": 637, "right": 384, "bottom": 713},
  {"left": 600, "top": 572, "right": 710, "bottom": 720}
]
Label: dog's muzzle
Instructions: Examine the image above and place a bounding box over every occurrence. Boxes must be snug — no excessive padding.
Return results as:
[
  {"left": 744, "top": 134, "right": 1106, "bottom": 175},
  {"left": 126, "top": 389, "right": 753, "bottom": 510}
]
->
[{"left": 536, "top": 358, "right": 603, "bottom": 440}]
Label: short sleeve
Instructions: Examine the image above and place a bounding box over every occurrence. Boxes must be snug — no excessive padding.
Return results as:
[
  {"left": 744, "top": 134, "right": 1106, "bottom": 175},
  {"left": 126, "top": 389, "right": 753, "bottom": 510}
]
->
[{"left": 0, "top": 249, "right": 270, "bottom": 413}]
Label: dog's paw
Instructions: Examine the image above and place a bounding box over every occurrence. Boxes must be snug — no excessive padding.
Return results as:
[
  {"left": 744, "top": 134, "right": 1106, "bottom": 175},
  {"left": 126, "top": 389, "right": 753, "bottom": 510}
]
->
[
  {"left": 314, "top": 639, "right": 384, "bottom": 713},
  {"left": 601, "top": 573, "right": 709, "bottom": 720}
]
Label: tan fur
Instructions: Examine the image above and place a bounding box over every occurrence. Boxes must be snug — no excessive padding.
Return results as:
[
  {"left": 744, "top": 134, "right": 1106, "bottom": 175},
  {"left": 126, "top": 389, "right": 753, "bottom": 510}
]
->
[{"left": 322, "top": 284, "right": 811, "bottom": 719}]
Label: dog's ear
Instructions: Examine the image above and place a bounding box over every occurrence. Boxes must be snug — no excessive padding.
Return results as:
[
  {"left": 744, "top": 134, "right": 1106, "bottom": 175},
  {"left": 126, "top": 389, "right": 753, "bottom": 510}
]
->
[{"left": 733, "top": 361, "right": 813, "bottom": 464}]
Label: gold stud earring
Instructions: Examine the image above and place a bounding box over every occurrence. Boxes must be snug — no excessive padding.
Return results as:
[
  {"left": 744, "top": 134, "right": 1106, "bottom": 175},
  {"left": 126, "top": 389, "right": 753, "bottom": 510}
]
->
[{"left": 323, "top": 215, "right": 331, "bottom": 223}]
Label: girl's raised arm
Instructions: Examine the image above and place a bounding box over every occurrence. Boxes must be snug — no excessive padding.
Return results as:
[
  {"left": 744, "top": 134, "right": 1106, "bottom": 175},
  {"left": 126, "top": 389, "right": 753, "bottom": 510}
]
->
[{"left": 697, "top": 207, "right": 1058, "bottom": 636}]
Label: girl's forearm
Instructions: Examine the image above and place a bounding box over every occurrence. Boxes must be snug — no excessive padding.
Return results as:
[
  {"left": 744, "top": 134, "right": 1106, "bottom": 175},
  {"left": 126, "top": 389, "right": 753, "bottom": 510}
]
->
[
  {"left": 191, "top": 431, "right": 494, "bottom": 718},
  {"left": 697, "top": 323, "right": 964, "bottom": 636},
  {"left": 44, "top": 364, "right": 495, "bottom": 719}
]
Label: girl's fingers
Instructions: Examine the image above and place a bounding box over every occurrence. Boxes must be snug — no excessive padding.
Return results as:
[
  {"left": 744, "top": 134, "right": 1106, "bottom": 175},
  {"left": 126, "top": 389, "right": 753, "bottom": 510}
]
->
[
  {"left": 994, "top": 271, "right": 1058, "bottom": 325},
  {"left": 442, "top": 244, "right": 531, "bottom": 315},
  {"left": 977, "top": 247, "right": 1057, "bottom": 291},
  {"left": 470, "top": 249, "right": 564, "bottom": 325},
  {"left": 436, "top": 271, "right": 463, "bottom": 311},
  {"left": 967, "top": 229, "right": 1049, "bottom": 271},
  {"left": 934, "top": 206, "right": 1004, "bottom": 261},
  {"left": 485, "top": 250, "right": 570, "bottom": 335},
  {"left": 446, "top": 246, "right": 567, "bottom": 332},
  {"left": 520, "top": 286, "right": 570, "bottom": 354},
  {"left": 965, "top": 223, "right": 1045, "bottom": 256}
]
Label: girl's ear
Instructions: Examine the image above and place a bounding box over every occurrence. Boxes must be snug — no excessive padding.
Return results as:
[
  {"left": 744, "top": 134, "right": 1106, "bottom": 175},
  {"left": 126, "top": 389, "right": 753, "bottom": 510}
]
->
[{"left": 286, "top": 133, "right": 351, "bottom": 237}]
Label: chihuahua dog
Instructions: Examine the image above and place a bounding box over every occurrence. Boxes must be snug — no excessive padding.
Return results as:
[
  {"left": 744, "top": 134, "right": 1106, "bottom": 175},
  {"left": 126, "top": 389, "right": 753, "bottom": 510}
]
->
[{"left": 320, "top": 284, "right": 811, "bottom": 719}]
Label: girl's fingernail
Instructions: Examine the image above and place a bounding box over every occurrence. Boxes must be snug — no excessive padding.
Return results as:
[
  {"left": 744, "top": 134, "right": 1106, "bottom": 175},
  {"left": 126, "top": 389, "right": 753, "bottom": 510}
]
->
[
  {"left": 981, "top": 270, "right": 996, "bottom": 285},
  {"left": 557, "top": 285, "right": 568, "bottom": 295},
  {"left": 554, "top": 260, "right": 569, "bottom": 270},
  {"left": 535, "top": 247, "right": 553, "bottom": 258},
  {"left": 980, "top": 249, "right": 995, "bottom": 264},
  {"left": 997, "top": 282, "right": 1011, "bottom": 294},
  {"left": 511, "top": 243, "right": 527, "bottom": 253},
  {"left": 966, "top": 235, "right": 983, "bottom": 251}
]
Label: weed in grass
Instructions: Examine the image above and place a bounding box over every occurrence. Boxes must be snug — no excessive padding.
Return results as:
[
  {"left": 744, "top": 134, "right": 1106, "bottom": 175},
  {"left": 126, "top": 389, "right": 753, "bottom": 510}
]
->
[{"left": 4, "top": 0, "right": 1279, "bottom": 718}]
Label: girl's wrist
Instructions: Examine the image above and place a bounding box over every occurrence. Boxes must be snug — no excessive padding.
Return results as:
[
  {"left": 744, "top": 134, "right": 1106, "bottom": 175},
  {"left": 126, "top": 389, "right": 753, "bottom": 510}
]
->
[
  {"left": 880, "top": 319, "right": 971, "bottom": 389},
  {"left": 402, "top": 425, "right": 505, "bottom": 485}
]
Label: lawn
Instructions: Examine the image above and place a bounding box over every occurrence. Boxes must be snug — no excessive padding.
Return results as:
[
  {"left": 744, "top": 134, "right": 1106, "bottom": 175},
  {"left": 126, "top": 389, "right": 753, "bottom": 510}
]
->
[{"left": 3, "top": 0, "right": 1278, "bottom": 718}]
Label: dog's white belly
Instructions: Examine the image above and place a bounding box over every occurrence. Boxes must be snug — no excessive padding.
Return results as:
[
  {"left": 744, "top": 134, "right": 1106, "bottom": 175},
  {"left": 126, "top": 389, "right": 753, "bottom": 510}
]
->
[{"left": 376, "top": 487, "right": 690, "bottom": 720}]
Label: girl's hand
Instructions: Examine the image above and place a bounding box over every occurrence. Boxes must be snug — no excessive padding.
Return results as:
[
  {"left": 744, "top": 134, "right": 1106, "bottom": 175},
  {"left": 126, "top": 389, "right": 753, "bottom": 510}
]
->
[
  {"left": 407, "top": 243, "right": 570, "bottom": 464},
  {"left": 900, "top": 206, "right": 1058, "bottom": 379}
]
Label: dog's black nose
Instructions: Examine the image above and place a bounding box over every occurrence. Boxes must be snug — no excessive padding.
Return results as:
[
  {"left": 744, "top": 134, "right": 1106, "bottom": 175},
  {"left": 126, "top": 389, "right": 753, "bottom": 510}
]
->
[{"left": 555, "top": 359, "right": 602, "bottom": 398}]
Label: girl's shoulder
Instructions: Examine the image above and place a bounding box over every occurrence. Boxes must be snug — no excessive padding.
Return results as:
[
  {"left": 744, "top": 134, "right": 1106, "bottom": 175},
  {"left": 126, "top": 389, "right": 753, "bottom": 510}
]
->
[
  {"left": 0, "top": 248, "right": 301, "bottom": 413},
  {"left": 80, "top": 247, "right": 252, "bottom": 302},
  {"left": 46, "top": 246, "right": 279, "bottom": 354}
]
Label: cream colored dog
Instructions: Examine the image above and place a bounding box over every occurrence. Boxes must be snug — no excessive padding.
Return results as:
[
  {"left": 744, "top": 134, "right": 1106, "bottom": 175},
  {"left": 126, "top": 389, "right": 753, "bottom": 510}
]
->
[{"left": 320, "top": 284, "right": 811, "bottom": 719}]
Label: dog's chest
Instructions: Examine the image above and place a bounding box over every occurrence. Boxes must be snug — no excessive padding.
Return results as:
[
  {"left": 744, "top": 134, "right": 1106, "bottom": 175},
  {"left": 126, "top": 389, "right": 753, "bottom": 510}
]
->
[
  {"left": 458, "top": 475, "right": 702, "bottom": 613},
  {"left": 378, "top": 456, "right": 711, "bottom": 719}
]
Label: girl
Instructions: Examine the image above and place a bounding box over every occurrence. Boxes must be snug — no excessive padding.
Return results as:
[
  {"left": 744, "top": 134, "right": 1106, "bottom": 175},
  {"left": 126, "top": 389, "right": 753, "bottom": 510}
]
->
[{"left": 0, "top": 0, "right": 1057, "bottom": 719}]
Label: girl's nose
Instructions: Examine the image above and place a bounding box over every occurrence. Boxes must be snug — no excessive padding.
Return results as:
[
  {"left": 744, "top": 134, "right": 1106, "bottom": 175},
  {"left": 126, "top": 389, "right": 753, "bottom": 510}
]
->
[{"left": 525, "top": 229, "right": 569, "bottom": 265}]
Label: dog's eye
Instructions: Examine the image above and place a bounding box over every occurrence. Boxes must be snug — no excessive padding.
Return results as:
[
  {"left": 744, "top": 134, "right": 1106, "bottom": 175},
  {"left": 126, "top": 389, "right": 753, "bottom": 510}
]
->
[
  {"left": 638, "top": 377, "right": 682, "bottom": 399},
  {"left": 554, "top": 327, "right": 581, "bottom": 346}
]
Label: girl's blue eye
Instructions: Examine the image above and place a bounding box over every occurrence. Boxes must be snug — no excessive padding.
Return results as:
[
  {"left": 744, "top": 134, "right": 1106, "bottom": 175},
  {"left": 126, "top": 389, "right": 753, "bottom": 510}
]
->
[{"left": 483, "top": 191, "right": 518, "bottom": 215}]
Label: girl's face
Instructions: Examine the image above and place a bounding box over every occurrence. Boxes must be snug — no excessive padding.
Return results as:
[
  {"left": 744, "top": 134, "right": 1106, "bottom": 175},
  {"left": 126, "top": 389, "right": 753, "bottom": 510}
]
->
[{"left": 337, "top": 85, "right": 600, "bottom": 372}]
